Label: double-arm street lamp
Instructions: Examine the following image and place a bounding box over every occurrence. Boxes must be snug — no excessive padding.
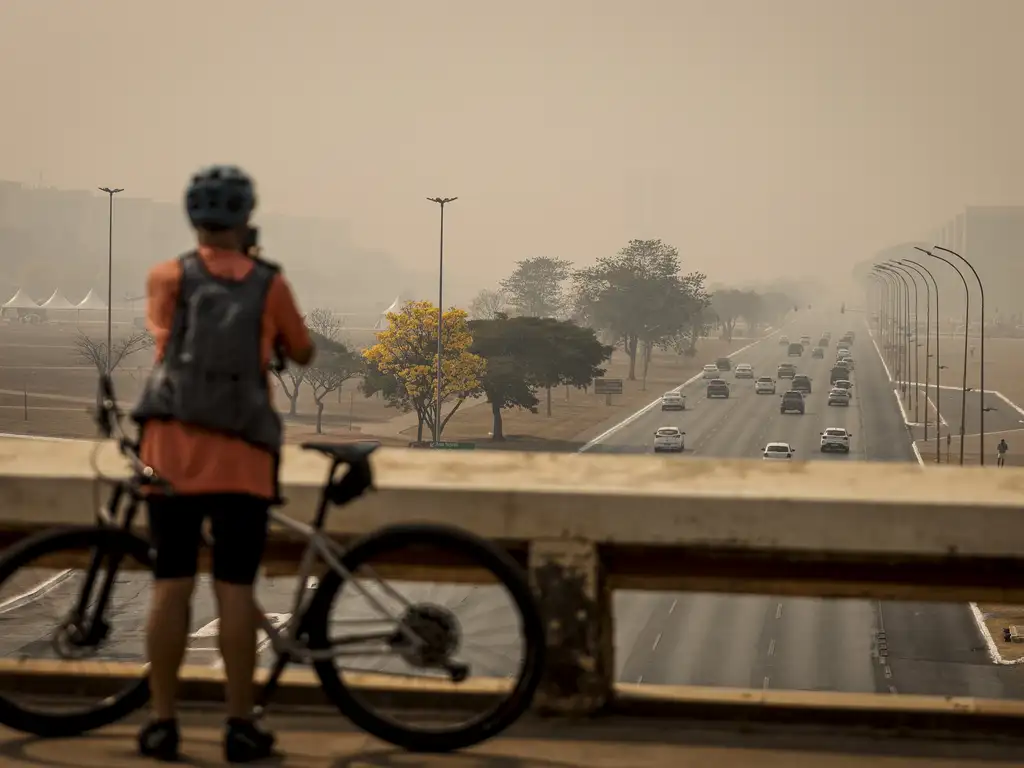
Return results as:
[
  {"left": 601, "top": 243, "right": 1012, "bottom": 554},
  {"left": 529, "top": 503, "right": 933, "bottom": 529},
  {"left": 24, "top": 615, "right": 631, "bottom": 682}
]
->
[
  {"left": 98, "top": 187, "right": 124, "bottom": 374},
  {"left": 426, "top": 196, "right": 457, "bottom": 442}
]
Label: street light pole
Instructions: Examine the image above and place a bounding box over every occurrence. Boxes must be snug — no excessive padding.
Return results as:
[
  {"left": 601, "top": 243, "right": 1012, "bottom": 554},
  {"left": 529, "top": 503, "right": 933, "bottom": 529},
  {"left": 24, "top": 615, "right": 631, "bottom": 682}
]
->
[
  {"left": 880, "top": 265, "right": 911, "bottom": 409},
  {"left": 918, "top": 248, "right": 970, "bottom": 466},
  {"left": 934, "top": 246, "right": 986, "bottom": 465},
  {"left": 873, "top": 267, "right": 899, "bottom": 387},
  {"left": 898, "top": 260, "right": 931, "bottom": 441},
  {"left": 426, "top": 196, "right": 457, "bottom": 442},
  {"left": 887, "top": 261, "right": 920, "bottom": 422},
  {"left": 905, "top": 256, "right": 940, "bottom": 463},
  {"left": 98, "top": 187, "right": 124, "bottom": 374}
]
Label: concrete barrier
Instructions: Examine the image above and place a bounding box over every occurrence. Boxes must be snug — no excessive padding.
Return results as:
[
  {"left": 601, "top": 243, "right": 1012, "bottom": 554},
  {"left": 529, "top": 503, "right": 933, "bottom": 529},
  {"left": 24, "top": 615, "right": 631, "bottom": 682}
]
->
[{"left": 1, "top": 436, "right": 1024, "bottom": 719}]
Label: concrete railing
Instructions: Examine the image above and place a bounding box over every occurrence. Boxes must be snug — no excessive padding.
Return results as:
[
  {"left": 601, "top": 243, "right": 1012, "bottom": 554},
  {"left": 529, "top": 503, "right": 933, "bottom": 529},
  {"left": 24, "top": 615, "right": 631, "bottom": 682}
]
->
[{"left": 1, "top": 436, "right": 1024, "bottom": 734}]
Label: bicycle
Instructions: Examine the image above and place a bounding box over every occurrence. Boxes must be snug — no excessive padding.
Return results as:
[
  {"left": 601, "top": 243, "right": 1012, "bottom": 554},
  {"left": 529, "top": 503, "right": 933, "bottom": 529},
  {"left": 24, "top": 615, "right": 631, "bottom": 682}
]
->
[{"left": 0, "top": 374, "right": 544, "bottom": 752}]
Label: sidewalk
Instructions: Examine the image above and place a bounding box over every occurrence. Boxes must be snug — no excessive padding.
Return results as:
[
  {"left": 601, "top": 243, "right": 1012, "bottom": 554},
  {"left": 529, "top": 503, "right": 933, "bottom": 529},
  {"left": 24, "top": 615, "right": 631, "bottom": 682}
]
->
[{"left": 0, "top": 710, "right": 1011, "bottom": 766}]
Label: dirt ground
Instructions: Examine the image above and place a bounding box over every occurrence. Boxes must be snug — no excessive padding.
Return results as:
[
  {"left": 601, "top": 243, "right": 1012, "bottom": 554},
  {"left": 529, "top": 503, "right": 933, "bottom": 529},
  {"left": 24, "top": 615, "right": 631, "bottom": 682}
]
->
[{"left": 0, "top": 322, "right": 742, "bottom": 450}]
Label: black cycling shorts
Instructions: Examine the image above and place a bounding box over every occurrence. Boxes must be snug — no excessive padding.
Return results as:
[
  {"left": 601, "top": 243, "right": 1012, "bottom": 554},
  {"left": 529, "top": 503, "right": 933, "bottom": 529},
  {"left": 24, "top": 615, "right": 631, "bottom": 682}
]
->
[{"left": 147, "top": 494, "right": 270, "bottom": 585}]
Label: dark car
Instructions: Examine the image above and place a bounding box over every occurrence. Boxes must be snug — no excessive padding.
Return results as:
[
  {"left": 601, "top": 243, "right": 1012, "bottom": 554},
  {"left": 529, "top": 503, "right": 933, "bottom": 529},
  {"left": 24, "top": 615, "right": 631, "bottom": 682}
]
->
[
  {"left": 780, "top": 390, "right": 805, "bottom": 414},
  {"left": 777, "top": 363, "right": 796, "bottom": 379},
  {"left": 792, "top": 374, "right": 812, "bottom": 394},
  {"left": 715, "top": 357, "right": 732, "bottom": 372},
  {"left": 706, "top": 379, "right": 730, "bottom": 399},
  {"left": 839, "top": 334, "right": 853, "bottom": 345},
  {"left": 830, "top": 364, "right": 849, "bottom": 383},
  {"left": 818, "top": 337, "right": 829, "bottom": 346},
  {"left": 787, "top": 342, "right": 803, "bottom": 357},
  {"left": 811, "top": 346, "right": 824, "bottom": 358}
]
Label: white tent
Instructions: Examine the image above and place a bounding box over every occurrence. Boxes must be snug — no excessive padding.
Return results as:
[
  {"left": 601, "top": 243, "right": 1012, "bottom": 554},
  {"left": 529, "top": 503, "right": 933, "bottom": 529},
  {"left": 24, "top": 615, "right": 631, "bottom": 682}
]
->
[
  {"left": 373, "top": 296, "right": 403, "bottom": 331},
  {"left": 76, "top": 289, "right": 108, "bottom": 310},
  {"left": 2, "top": 289, "right": 38, "bottom": 309},
  {"left": 40, "top": 289, "right": 76, "bottom": 309}
]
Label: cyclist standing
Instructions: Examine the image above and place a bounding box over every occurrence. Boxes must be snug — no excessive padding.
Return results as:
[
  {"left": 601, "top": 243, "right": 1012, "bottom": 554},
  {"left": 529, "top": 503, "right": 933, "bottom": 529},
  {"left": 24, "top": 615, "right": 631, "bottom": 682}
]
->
[
  {"left": 997, "top": 438, "right": 1009, "bottom": 467},
  {"left": 131, "top": 166, "right": 314, "bottom": 762}
]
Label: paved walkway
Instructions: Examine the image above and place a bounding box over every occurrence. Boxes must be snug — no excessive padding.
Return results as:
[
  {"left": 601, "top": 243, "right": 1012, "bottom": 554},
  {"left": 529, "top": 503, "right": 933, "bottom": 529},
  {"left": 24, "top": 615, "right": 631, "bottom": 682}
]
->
[{"left": 0, "top": 711, "right": 1014, "bottom": 766}]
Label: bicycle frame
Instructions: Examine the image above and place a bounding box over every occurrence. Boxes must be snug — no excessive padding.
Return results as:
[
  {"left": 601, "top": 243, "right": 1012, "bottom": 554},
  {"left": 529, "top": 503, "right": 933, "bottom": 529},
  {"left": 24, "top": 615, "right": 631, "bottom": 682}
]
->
[{"left": 84, "top": 452, "right": 427, "bottom": 675}]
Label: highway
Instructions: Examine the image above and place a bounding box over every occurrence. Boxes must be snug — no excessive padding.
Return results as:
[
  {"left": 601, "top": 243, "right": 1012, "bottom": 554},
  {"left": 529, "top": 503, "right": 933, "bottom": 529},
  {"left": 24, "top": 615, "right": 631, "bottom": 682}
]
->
[
  {"left": 1, "top": 312, "right": 1023, "bottom": 700},
  {"left": 593, "top": 312, "right": 1024, "bottom": 698}
]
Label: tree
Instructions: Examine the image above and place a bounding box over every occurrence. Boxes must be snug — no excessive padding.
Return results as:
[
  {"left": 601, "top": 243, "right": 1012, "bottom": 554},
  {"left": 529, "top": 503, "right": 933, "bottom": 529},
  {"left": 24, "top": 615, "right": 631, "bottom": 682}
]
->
[
  {"left": 272, "top": 307, "right": 341, "bottom": 416},
  {"left": 73, "top": 329, "right": 153, "bottom": 373},
  {"left": 500, "top": 257, "right": 572, "bottom": 317},
  {"left": 362, "top": 300, "right": 486, "bottom": 441},
  {"left": 709, "top": 289, "right": 759, "bottom": 342},
  {"left": 468, "top": 288, "right": 508, "bottom": 320},
  {"left": 305, "top": 332, "right": 362, "bottom": 434},
  {"left": 469, "top": 316, "right": 611, "bottom": 439},
  {"left": 571, "top": 240, "right": 704, "bottom": 380}
]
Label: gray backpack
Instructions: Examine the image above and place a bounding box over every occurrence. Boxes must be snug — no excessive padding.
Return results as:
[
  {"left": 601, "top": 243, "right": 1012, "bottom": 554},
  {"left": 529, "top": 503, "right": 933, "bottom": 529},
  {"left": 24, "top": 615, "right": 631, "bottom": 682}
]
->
[{"left": 132, "top": 251, "right": 283, "bottom": 453}]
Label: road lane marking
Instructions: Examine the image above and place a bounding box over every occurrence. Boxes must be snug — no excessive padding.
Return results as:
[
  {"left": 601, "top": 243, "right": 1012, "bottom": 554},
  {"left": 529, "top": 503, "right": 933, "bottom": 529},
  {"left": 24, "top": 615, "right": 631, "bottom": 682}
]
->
[
  {"left": 668, "top": 599, "right": 677, "bottom": 614},
  {"left": 775, "top": 603, "right": 783, "bottom": 619},
  {"left": 652, "top": 633, "right": 661, "bottom": 651},
  {"left": 763, "top": 676, "right": 770, "bottom": 689},
  {"left": 767, "top": 638, "right": 775, "bottom": 657}
]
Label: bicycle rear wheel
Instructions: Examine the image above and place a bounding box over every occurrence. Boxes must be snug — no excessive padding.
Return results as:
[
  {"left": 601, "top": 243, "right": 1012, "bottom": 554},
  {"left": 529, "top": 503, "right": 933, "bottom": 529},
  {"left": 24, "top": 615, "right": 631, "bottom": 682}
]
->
[
  {"left": 305, "top": 523, "right": 544, "bottom": 752},
  {"left": 0, "top": 526, "right": 152, "bottom": 736}
]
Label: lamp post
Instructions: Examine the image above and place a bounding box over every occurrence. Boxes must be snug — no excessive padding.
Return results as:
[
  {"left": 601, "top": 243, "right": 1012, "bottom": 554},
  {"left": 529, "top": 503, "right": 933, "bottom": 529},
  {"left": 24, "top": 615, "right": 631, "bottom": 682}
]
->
[
  {"left": 880, "top": 265, "right": 911, "bottom": 409},
  {"left": 426, "top": 196, "right": 457, "bottom": 442},
  {"left": 934, "top": 246, "right": 986, "bottom": 465},
  {"left": 872, "top": 267, "right": 897, "bottom": 383},
  {"left": 897, "top": 259, "right": 932, "bottom": 442},
  {"left": 916, "top": 247, "right": 970, "bottom": 466},
  {"left": 98, "top": 187, "right": 123, "bottom": 374},
  {"left": 903, "top": 257, "right": 940, "bottom": 462},
  {"left": 875, "top": 265, "right": 906, "bottom": 397},
  {"left": 887, "top": 261, "right": 920, "bottom": 422}
]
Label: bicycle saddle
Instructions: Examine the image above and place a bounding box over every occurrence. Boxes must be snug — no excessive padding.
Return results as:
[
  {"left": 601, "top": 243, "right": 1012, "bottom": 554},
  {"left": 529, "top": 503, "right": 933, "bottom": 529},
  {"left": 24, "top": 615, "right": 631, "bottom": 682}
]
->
[{"left": 301, "top": 441, "right": 379, "bottom": 464}]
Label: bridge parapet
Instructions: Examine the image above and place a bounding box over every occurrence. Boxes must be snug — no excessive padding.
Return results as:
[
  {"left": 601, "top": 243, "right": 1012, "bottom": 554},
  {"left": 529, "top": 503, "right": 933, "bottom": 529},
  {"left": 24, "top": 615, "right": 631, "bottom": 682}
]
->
[{"left": 0, "top": 437, "right": 1022, "bottom": 724}]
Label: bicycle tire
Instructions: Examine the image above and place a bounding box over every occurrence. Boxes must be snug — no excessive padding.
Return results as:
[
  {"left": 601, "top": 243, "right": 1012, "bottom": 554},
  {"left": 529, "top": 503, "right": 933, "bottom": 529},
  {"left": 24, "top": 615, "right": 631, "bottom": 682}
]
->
[
  {"left": 305, "top": 523, "right": 545, "bottom": 752},
  {"left": 0, "top": 526, "right": 152, "bottom": 736}
]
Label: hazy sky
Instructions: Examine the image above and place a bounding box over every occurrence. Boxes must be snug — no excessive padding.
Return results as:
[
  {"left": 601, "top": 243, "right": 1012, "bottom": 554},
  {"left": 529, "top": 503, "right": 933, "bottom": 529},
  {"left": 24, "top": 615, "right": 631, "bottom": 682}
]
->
[{"left": 2, "top": 0, "right": 1023, "bottom": 295}]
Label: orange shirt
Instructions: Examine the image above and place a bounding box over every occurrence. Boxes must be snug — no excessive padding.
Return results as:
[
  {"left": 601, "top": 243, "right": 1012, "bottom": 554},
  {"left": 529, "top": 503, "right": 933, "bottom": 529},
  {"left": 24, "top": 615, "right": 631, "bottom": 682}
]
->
[{"left": 139, "top": 246, "right": 311, "bottom": 499}]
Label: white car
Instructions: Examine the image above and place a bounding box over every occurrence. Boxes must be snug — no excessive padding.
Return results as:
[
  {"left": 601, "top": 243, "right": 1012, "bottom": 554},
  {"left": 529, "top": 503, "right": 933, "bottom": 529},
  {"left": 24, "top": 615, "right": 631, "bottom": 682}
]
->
[
  {"left": 755, "top": 377, "right": 776, "bottom": 394},
  {"left": 653, "top": 426, "right": 685, "bottom": 452},
  {"left": 734, "top": 363, "right": 754, "bottom": 379},
  {"left": 702, "top": 364, "right": 720, "bottom": 379},
  {"left": 660, "top": 391, "right": 686, "bottom": 411},
  {"left": 820, "top": 427, "right": 852, "bottom": 453},
  {"left": 763, "top": 442, "right": 795, "bottom": 460},
  {"left": 827, "top": 387, "right": 851, "bottom": 406}
]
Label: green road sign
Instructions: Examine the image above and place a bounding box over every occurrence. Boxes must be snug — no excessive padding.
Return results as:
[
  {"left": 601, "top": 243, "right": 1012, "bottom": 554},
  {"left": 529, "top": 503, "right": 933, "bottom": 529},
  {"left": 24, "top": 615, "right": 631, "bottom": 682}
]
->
[{"left": 429, "top": 441, "right": 476, "bottom": 450}]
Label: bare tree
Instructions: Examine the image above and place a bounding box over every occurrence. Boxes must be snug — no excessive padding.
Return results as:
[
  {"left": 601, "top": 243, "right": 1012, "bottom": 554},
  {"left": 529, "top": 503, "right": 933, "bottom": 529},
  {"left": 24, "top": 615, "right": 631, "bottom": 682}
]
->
[
  {"left": 74, "top": 329, "right": 154, "bottom": 373},
  {"left": 469, "top": 288, "right": 508, "bottom": 320},
  {"left": 306, "top": 338, "right": 362, "bottom": 434},
  {"left": 272, "top": 308, "right": 343, "bottom": 416}
]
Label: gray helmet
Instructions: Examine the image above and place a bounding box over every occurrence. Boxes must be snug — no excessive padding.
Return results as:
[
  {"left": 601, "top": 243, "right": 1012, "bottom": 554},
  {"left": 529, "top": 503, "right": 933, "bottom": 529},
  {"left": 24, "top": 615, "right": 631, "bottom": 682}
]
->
[{"left": 184, "top": 165, "right": 256, "bottom": 230}]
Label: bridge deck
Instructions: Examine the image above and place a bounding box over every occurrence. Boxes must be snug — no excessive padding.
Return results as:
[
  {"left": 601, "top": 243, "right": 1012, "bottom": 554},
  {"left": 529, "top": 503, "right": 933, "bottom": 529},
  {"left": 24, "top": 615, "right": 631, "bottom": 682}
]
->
[{"left": 0, "top": 710, "right": 1016, "bottom": 766}]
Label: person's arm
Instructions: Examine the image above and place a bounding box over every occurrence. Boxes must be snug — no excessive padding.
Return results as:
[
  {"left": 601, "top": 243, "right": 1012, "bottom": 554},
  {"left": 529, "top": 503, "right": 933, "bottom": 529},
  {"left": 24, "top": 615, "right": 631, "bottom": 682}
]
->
[
  {"left": 145, "top": 261, "right": 183, "bottom": 362},
  {"left": 268, "top": 273, "right": 315, "bottom": 366}
]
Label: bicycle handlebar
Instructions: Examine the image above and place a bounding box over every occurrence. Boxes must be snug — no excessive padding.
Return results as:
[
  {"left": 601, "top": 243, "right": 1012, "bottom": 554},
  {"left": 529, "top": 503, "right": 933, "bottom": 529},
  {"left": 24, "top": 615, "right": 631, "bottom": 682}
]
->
[{"left": 92, "top": 374, "right": 173, "bottom": 493}]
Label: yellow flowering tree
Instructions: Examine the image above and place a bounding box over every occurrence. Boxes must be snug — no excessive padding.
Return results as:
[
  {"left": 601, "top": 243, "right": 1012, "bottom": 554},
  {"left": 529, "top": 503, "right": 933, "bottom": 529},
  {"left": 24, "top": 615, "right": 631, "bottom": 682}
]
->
[{"left": 362, "top": 300, "right": 486, "bottom": 441}]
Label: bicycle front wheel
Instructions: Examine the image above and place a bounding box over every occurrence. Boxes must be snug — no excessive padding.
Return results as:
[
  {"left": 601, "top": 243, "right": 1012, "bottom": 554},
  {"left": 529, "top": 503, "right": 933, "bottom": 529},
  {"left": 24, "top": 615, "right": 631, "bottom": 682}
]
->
[
  {"left": 0, "top": 526, "right": 152, "bottom": 736},
  {"left": 305, "top": 523, "right": 544, "bottom": 753}
]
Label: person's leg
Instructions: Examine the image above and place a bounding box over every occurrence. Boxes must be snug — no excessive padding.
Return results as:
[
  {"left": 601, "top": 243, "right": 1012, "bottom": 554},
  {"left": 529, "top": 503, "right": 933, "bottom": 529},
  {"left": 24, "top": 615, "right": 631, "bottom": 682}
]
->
[
  {"left": 209, "top": 494, "right": 275, "bottom": 762},
  {"left": 139, "top": 496, "right": 205, "bottom": 759}
]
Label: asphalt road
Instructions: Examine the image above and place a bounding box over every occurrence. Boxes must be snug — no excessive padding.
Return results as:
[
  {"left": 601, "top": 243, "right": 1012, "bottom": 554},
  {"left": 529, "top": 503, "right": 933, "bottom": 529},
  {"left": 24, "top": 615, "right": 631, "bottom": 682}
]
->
[
  {"left": 1, "top": 313, "right": 1022, "bottom": 698},
  {"left": 602, "top": 313, "right": 1024, "bottom": 698}
]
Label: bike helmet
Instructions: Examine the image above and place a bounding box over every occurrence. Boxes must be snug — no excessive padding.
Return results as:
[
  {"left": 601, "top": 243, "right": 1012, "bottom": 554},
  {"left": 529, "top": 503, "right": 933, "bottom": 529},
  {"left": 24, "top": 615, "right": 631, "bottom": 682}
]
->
[{"left": 184, "top": 165, "right": 256, "bottom": 230}]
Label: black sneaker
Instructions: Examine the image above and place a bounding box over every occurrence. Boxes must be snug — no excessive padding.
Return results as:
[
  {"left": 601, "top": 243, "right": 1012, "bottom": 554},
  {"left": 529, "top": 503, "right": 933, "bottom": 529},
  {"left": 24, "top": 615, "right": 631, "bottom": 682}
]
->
[
  {"left": 225, "top": 717, "right": 277, "bottom": 763},
  {"left": 138, "top": 719, "right": 180, "bottom": 762}
]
